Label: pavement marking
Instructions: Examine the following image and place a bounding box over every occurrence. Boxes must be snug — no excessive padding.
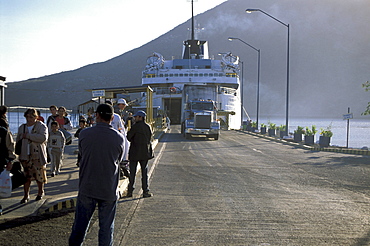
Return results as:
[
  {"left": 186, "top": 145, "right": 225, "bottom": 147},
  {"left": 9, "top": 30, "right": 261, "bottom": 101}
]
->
[{"left": 252, "top": 148, "right": 263, "bottom": 154}]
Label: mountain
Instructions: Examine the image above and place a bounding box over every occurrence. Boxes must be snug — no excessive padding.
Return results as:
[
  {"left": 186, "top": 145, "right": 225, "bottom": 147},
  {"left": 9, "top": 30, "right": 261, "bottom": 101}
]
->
[{"left": 5, "top": 0, "right": 370, "bottom": 119}]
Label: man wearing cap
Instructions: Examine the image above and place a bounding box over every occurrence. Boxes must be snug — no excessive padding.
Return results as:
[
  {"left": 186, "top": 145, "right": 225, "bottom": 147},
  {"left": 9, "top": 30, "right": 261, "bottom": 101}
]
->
[
  {"left": 126, "top": 110, "right": 153, "bottom": 198},
  {"left": 116, "top": 98, "right": 128, "bottom": 122},
  {"left": 69, "top": 104, "right": 125, "bottom": 245}
]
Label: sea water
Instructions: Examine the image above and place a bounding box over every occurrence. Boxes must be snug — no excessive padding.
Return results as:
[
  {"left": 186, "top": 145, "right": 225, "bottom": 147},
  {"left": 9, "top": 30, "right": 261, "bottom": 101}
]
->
[
  {"left": 257, "top": 117, "right": 370, "bottom": 149},
  {"left": 6, "top": 112, "right": 370, "bottom": 149}
]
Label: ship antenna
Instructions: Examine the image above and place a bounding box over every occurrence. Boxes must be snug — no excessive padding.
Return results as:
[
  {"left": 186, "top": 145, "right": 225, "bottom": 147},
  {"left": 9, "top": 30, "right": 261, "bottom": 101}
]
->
[{"left": 188, "top": 0, "right": 197, "bottom": 41}]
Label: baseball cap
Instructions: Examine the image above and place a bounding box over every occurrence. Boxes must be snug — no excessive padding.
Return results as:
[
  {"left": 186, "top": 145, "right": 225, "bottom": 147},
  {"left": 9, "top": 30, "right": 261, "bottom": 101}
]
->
[
  {"left": 133, "top": 110, "right": 146, "bottom": 117},
  {"left": 96, "top": 104, "right": 113, "bottom": 116},
  {"left": 117, "top": 98, "right": 128, "bottom": 105}
]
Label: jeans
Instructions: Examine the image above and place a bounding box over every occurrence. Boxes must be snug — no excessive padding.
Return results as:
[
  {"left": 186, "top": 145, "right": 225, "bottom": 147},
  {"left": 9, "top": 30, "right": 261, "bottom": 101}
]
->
[
  {"left": 69, "top": 193, "right": 117, "bottom": 246},
  {"left": 128, "top": 160, "right": 149, "bottom": 193}
]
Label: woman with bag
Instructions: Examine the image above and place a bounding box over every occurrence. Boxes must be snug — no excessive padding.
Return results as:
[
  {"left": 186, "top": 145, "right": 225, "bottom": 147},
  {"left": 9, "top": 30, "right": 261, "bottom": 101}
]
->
[{"left": 16, "top": 108, "right": 48, "bottom": 204}]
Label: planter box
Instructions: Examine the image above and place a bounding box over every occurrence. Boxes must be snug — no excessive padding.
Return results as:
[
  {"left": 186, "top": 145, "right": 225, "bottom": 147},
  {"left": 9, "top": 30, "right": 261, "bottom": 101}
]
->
[
  {"left": 319, "top": 136, "right": 331, "bottom": 147},
  {"left": 268, "top": 129, "right": 276, "bottom": 137},
  {"left": 261, "top": 127, "right": 267, "bottom": 134},
  {"left": 294, "top": 133, "right": 302, "bottom": 142},
  {"left": 304, "top": 135, "right": 314, "bottom": 145},
  {"left": 278, "top": 130, "right": 286, "bottom": 138}
]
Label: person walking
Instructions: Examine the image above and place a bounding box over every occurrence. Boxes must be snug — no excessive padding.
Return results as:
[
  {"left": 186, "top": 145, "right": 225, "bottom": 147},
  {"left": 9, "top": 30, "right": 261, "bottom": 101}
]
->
[
  {"left": 126, "top": 110, "right": 153, "bottom": 198},
  {"left": 16, "top": 108, "right": 48, "bottom": 203},
  {"left": 69, "top": 103, "right": 125, "bottom": 246},
  {"left": 47, "top": 121, "right": 65, "bottom": 177}
]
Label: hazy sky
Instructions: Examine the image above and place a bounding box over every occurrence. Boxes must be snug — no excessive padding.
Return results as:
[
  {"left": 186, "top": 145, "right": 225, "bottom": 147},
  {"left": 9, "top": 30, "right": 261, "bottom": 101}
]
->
[{"left": 0, "top": 0, "right": 226, "bottom": 82}]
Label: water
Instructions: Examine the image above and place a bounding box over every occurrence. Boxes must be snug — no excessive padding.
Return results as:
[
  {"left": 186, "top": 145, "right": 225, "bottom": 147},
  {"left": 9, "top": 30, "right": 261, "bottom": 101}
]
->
[
  {"left": 6, "top": 111, "right": 370, "bottom": 149},
  {"left": 257, "top": 117, "right": 370, "bottom": 149},
  {"left": 7, "top": 111, "right": 79, "bottom": 135}
]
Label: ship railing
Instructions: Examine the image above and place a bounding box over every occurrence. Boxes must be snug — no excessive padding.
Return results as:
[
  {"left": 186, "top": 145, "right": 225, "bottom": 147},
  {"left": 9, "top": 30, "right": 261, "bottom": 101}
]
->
[{"left": 155, "top": 87, "right": 182, "bottom": 95}]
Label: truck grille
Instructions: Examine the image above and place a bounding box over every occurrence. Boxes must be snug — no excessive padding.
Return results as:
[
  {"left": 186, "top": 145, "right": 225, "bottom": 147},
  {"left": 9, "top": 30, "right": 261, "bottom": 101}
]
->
[{"left": 195, "top": 115, "right": 211, "bottom": 129}]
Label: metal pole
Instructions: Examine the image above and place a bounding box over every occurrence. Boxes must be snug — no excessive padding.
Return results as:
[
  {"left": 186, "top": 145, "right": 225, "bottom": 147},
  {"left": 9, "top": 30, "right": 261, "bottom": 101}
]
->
[
  {"left": 246, "top": 9, "right": 290, "bottom": 136},
  {"left": 346, "top": 107, "right": 350, "bottom": 148},
  {"left": 256, "top": 50, "right": 261, "bottom": 128},
  {"left": 285, "top": 24, "right": 290, "bottom": 136},
  {"left": 241, "top": 61, "right": 244, "bottom": 128}
]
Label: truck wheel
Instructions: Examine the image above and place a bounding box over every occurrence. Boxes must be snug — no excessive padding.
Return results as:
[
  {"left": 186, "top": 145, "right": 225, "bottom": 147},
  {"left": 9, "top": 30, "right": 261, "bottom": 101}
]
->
[
  {"left": 185, "top": 133, "right": 191, "bottom": 139},
  {"left": 214, "top": 134, "right": 219, "bottom": 140}
]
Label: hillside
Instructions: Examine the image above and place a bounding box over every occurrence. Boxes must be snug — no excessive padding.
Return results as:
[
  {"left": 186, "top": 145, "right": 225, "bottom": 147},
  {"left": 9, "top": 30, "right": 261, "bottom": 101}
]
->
[{"left": 5, "top": 0, "right": 370, "bottom": 119}]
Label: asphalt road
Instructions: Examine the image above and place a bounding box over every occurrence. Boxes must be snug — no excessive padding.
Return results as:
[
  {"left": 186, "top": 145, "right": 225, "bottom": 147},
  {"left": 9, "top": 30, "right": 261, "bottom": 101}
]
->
[
  {"left": 3, "top": 126, "right": 370, "bottom": 245},
  {"left": 108, "top": 127, "right": 370, "bottom": 246}
]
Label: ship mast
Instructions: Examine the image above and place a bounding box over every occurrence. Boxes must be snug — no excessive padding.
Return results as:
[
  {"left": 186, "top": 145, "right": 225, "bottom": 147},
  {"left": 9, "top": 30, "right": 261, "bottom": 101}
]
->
[
  {"left": 183, "top": 0, "right": 208, "bottom": 59},
  {"left": 191, "top": 0, "right": 195, "bottom": 41}
]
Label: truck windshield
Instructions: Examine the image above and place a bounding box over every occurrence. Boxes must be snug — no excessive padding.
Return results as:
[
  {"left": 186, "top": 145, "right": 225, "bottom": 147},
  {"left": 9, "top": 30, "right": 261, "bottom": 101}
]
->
[{"left": 191, "top": 102, "right": 214, "bottom": 111}]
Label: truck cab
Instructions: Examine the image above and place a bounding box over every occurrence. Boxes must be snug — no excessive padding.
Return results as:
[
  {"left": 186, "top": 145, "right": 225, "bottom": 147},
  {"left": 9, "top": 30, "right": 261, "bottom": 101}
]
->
[{"left": 182, "top": 99, "right": 220, "bottom": 140}]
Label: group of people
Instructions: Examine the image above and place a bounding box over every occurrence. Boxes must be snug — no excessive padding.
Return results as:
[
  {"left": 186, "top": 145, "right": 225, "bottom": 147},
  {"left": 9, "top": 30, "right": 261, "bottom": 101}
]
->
[
  {"left": 69, "top": 99, "right": 154, "bottom": 245},
  {"left": 0, "top": 100, "right": 154, "bottom": 245}
]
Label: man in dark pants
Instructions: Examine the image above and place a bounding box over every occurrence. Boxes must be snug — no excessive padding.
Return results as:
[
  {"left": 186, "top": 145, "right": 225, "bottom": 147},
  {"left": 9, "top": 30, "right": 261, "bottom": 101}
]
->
[
  {"left": 69, "top": 104, "right": 125, "bottom": 246},
  {"left": 126, "top": 110, "right": 153, "bottom": 198}
]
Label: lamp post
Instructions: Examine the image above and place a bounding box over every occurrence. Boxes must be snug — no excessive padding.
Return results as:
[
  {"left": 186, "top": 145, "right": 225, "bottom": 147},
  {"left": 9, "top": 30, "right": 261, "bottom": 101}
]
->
[
  {"left": 228, "top": 37, "right": 260, "bottom": 129},
  {"left": 246, "top": 8, "right": 290, "bottom": 136}
]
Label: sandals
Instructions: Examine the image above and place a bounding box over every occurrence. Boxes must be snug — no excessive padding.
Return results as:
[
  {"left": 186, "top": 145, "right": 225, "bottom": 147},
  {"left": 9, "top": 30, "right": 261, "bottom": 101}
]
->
[{"left": 20, "top": 197, "right": 30, "bottom": 204}]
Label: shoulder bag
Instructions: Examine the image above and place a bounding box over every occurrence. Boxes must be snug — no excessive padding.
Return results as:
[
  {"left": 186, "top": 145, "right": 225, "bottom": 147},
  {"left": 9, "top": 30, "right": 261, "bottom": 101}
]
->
[{"left": 15, "top": 125, "right": 25, "bottom": 155}]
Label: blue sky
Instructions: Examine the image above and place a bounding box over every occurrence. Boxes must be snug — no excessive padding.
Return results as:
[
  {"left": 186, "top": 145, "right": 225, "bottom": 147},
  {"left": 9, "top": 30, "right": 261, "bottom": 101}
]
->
[{"left": 0, "top": 0, "right": 226, "bottom": 82}]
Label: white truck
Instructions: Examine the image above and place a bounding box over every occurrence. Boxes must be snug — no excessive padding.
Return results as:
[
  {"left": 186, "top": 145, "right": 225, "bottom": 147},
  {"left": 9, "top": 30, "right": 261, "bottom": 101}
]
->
[{"left": 181, "top": 85, "right": 220, "bottom": 140}]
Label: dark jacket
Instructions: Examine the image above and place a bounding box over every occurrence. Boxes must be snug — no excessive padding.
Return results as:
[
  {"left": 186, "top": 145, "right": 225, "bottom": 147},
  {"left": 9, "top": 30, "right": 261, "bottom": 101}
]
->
[{"left": 127, "top": 120, "right": 152, "bottom": 161}]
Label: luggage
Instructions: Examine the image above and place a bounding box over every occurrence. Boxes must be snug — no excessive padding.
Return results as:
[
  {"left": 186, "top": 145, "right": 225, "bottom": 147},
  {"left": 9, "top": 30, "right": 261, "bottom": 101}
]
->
[{"left": 10, "top": 161, "right": 27, "bottom": 190}]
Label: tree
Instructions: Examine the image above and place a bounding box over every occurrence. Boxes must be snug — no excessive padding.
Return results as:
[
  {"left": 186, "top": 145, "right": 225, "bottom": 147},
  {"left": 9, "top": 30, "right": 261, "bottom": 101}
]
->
[{"left": 362, "top": 81, "right": 370, "bottom": 115}]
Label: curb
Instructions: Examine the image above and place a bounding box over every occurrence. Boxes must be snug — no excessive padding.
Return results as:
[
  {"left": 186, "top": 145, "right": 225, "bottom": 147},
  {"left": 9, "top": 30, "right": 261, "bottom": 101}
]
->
[
  {"left": 38, "top": 197, "right": 77, "bottom": 215},
  {"left": 238, "top": 130, "right": 370, "bottom": 156}
]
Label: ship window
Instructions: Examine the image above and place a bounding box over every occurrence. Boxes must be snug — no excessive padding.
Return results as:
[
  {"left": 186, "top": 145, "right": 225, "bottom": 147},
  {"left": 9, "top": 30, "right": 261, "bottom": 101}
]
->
[
  {"left": 219, "top": 73, "right": 223, "bottom": 77},
  {"left": 204, "top": 73, "right": 208, "bottom": 77},
  {"left": 174, "top": 74, "right": 179, "bottom": 77},
  {"left": 189, "top": 73, "right": 193, "bottom": 76},
  {"left": 175, "top": 66, "right": 183, "bottom": 69},
  {"left": 169, "top": 74, "right": 173, "bottom": 77},
  {"left": 199, "top": 74, "right": 203, "bottom": 77},
  {"left": 209, "top": 73, "right": 213, "bottom": 76},
  {"left": 205, "top": 65, "right": 211, "bottom": 69},
  {"left": 159, "top": 74, "right": 164, "bottom": 77},
  {"left": 194, "top": 74, "right": 198, "bottom": 77},
  {"left": 179, "top": 74, "right": 183, "bottom": 77},
  {"left": 184, "top": 73, "right": 188, "bottom": 76},
  {"left": 165, "top": 74, "right": 169, "bottom": 77}
]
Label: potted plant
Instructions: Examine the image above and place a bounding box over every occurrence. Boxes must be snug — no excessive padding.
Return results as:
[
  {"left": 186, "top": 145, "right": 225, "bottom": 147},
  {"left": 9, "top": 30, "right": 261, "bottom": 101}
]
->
[
  {"left": 293, "top": 126, "right": 305, "bottom": 142},
  {"left": 251, "top": 121, "right": 258, "bottom": 132},
  {"left": 319, "top": 125, "right": 333, "bottom": 147},
  {"left": 268, "top": 122, "right": 276, "bottom": 137},
  {"left": 278, "top": 125, "right": 286, "bottom": 138},
  {"left": 304, "top": 125, "right": 317, "bottom": 145},
  {"left": 260, "top": 123, "right": 267, "bottom": 134}
]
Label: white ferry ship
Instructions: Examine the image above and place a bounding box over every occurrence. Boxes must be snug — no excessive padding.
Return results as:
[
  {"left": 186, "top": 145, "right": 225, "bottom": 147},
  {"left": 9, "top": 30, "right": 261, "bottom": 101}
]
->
[{"left": 141, "top": 2, "right": 241, "bottom": 130}]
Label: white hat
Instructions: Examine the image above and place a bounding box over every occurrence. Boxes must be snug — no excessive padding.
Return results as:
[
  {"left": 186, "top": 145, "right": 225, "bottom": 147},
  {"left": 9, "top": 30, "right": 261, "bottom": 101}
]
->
[{"left": 117, "top": 98, "right": 128, "bottom": 105}]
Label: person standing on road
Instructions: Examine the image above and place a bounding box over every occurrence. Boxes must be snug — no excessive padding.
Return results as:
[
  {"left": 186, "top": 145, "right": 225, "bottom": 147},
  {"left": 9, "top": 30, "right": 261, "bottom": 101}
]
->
[
  {"left": 47, "top": 121, "right": 65, "bottom": 177},
  {"left": 16, "top": 108, "right": 48, "bottom": 203},
  {"left": 106, "top": 100, "right": 130, "bottom": 178},
  {"left": 115, "top": 98, "right": 128, "bottom": 123},
  {"left": 69, "top": 103, "right": 125, "bottom": 246},
  {"left": 126, "top": 110, "right": 153, "bottom": 198}
]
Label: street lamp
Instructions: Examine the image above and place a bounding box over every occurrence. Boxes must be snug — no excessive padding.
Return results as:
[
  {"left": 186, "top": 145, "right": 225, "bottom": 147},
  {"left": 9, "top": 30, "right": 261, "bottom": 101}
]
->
[
  {"left": 246, "top": 8, "right": 290, "bottom": 136},
  {"left": 228, "top": 37, "right": 261, "bottom": 129}
]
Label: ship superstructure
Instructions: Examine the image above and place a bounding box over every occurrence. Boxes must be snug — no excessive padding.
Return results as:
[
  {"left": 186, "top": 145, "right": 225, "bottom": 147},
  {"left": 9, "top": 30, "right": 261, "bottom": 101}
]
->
[{"left": 141, "top": 1, "right": 241, "bottom": 130}]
